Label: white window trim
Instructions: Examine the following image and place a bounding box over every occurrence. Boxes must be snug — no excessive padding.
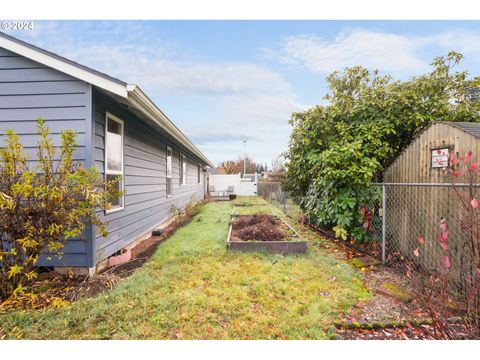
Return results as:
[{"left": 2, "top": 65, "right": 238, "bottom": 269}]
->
[
  {"left": 105, "top": 112, "right": 125, "bottom": 214},
  {"left": 166, "top": 145, "right": 173, "bottom": 198},
  {"left": 180, "top": 154, "right": 187, "bottom": 186},
  {"left": 198, "top": 164, "right": 201, "bottom": 184}
]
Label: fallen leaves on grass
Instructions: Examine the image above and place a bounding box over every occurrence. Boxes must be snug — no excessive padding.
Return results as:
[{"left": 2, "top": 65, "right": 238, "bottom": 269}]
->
[{"left": 0, "top": 200, "right": 369, "bottom": 340}]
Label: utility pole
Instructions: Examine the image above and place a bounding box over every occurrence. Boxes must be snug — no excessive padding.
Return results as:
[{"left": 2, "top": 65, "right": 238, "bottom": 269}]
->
[{"left": 243, "top": 140, "right": 247, "bottom": 176}]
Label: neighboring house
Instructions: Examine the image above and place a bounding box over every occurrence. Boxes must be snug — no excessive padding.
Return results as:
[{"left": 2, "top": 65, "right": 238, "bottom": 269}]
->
[
  {"left": 383, "top": 121, "right": 480, "bottom": 274},
  {"left": 0, "top": 32, "right": 213, "bottom": 272}
]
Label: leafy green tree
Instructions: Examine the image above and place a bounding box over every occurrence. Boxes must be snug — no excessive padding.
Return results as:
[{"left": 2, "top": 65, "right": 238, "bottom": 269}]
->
[
  {"left": 0, "top": 119, "right": 121, "bottom": 300},
  {"left": 284, "top": 52, "right": 480, "bottom": 240}
]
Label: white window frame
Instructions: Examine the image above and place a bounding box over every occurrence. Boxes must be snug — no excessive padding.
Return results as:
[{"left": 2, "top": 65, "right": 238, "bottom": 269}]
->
[
  {"left": 198, "top": 164, "right": 202, "bottom": 184},
  {"left": 105, "top": 112, "right": 125, "bottom": 214},
  {"left": 166, "top": 145, "right": 173, "bottom": 198},
  {"left": 180, "top": 154, "right": 187, "bottom": 186}
]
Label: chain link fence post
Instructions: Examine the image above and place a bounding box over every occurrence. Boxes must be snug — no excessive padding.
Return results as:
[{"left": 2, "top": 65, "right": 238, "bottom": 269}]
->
[{"left": 381, "top": 183, "right": 387, "bottom": 264}]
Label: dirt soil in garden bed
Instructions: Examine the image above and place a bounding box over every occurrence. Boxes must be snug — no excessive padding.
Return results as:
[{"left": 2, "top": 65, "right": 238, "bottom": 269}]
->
[
  {"left": 230, "top": 215, "right": 295, "bottom": 242},
  {"left": 0, "top": 202, "right": 203, "bottom": 312}
]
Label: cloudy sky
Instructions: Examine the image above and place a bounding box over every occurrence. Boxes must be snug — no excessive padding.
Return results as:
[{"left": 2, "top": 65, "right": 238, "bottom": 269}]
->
[{"left": 6, "top": 21, "right": 480, "bottom": 166}]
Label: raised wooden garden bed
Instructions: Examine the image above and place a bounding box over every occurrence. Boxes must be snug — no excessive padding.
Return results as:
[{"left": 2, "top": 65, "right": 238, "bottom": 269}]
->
[{"left": 227, "top": 214, "right": 307, "bottom": 254}]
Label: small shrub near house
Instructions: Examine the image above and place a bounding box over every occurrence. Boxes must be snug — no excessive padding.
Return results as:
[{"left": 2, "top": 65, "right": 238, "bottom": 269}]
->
[{"left": 0, "top": 119, "right": 121, "bottom": 301}]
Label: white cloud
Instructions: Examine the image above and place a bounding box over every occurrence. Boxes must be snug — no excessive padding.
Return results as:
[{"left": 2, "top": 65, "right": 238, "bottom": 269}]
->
[
  {"left": 58, "top": 44, "right": 293, "bottom": 98},
  {"left": 182, "top": 92, "right": 304, "bottom": 165},
  {"left": 11, "top": 22, "right": 291, "bottom": 97},
  {"left": 6, "top": 21, "right": 303, "bottom": 165},
  {"left": 415, "top": 30, "right": 480, "bottom": 57},
  {"left": 11, "top": 22, "right": 480, "bottom": 166},
  {"left": 267, "top": 28, "right": 480, "bottom": 77},
  {"left": 268, "top": 29, "right": 424, "bottom": 76}
]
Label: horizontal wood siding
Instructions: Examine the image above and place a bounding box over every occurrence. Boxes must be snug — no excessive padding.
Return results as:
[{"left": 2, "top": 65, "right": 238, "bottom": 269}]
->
[
  {"left": 0, "top": 47, "right": 90, "bottom": 267},
  {"left": 93, "top": 91, "right": 206, "bottom": 263}
]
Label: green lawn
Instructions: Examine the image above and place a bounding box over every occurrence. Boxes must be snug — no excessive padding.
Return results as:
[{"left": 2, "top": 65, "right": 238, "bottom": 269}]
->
[{"left": 0, "top": 198, "right": 368, "bottom": 339}]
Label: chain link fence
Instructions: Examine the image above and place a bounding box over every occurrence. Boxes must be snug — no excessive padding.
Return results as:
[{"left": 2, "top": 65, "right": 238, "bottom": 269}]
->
[
  {"left": 346, "top": 184, "right": 384, "bottom": 259},
  {"left": 376, "top": 183, "right": 478, "bottom": 296},
  {"left": 257, "top": 182, "right": 302, "bottom": 219},
  {"left": 258, "top": 181, "right": 479, "bottom": 297},
  {"left": 347, "top": 182, "right": 479, "bottom": 299}
]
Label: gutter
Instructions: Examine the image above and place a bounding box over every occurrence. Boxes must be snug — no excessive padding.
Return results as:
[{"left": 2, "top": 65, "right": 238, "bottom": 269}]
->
[{"left": 0, "top": 32, "right": 212, "bottom": 167}]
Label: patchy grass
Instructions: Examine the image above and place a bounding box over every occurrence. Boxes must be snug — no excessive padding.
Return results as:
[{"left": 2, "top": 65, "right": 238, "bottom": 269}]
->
[
  {"left": 232, "top": 205, "right": 272, "bottom": 216},
  {"left": 233, "top": 196, "right": 271, "bottom": 216},
  {"left": 0, "top": 198, "right": 369, "bottom": 339},
  {"left": 233, "top": 196, "right": 264, "bottom": 207}
]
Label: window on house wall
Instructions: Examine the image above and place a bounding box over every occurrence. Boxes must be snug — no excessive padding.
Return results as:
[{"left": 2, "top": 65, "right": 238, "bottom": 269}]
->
[
  {"left": 180, "top": 154, "right": 187, "bottom": 185},
  {"left": 105, "top": 113, "right": 124, "bottom": 213},
  {"left": 166, "top": 146, "right": 172, "bottom": 197},
  {"left": 198, "top": 164, "right": 201, "bottom": 184}
]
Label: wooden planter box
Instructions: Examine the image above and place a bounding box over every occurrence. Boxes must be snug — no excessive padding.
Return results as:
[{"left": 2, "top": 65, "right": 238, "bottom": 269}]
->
[
  {"left": 226, "top": 215, "right": 307, "bottom": 254},
  {"left": 227, "top": 239, "right": 307, "bottom": 254}
]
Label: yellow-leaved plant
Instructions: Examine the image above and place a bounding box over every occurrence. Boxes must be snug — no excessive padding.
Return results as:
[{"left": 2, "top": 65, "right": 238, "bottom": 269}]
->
[{"left": 0, "top": 118, "right": 122, "bottom": 301}]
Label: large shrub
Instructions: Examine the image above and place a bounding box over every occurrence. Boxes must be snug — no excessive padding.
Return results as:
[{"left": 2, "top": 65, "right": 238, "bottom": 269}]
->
[
  {"left": 284, "top": 52, "right": 480, "bottom": 239},
  {"left": 0, "top": 119, "right": 121, "bottom": 300}
]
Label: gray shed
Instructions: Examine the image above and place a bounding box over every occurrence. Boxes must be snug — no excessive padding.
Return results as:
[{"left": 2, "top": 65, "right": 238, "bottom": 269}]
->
[{"left": 0, "top": 32, "right": 213, "bottom": 272}]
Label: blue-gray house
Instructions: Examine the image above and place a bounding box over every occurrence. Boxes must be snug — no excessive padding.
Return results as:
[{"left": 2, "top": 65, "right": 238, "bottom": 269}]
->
[{"left": 0, "top": 32, "right": 213, "bottom": 273}]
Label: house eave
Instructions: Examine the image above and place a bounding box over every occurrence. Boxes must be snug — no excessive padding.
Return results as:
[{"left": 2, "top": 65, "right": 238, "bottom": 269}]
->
[
  {"left": 126, "top": 85, "right": 214, "bottom": 167},
  {"left": 0, "top": 31, "right": 213, "bottom": 168},
  {"left": 0, "top": 33, "right": 128, "bottom": 98}
]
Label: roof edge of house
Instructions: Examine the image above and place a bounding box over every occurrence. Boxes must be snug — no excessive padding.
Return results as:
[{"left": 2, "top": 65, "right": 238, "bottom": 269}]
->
[
  {"left": 0, "top": 31, "right": 213, "bottom": 168},
  {"left": 126, "top": 85, "right": 214, "bottom": 167},
  {"left": 0, "top": 32, "right": 128, "bottom": 97}
]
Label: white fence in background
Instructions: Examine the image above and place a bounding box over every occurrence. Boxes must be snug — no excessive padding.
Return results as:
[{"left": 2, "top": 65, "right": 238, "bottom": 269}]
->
[
  {"left": 208, "top": 173, "right": 258, "bottom": 196},
  {"left": 239, "top": 175, "right": 258, "bottom": 196}
]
